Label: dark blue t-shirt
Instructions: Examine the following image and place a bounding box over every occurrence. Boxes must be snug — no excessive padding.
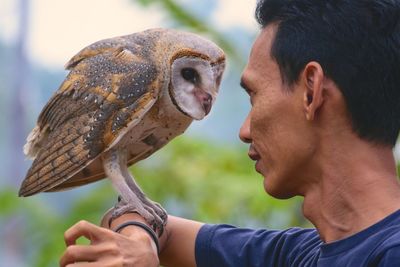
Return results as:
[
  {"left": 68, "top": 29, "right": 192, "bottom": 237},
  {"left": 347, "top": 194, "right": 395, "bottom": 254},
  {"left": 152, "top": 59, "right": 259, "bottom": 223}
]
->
[{"left": 195, "top": 210, "right": 400, "bottom": 266}]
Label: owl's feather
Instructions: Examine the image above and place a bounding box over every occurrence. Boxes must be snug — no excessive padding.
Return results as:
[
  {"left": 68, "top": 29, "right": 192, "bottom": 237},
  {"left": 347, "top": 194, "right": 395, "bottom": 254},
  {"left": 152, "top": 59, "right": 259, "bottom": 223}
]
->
[
  {"left": 19, "top": 28, "right": 225, "bottom": 199},
  {"left": 20, "top": 114, "right": 91, "bottom": 196},
  {"left": 19, "top": 36, "right": 162, "bottom": 196}
]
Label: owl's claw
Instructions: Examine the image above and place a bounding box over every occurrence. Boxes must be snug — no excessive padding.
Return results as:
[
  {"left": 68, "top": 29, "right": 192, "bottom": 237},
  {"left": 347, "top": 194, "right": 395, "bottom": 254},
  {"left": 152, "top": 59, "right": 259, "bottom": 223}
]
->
[
  {"left": 147, "top": 200, "right": 168, "bottom": 235},
  {"left": 112, "top": 199, "right": 167, "bottom": 236}
]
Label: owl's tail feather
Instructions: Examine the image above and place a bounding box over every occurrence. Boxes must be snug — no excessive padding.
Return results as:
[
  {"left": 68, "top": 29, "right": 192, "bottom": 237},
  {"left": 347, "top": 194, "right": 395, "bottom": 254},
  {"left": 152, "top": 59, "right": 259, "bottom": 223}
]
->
[
  {"left": 19, "top": 142, "right": 90, "bottom": 197},
  {"left": 23, "top": 125, "right": 49, "bottom": 160},
  {"left": 26, "top": 130, "right": 82, "bottom": 176},
  {"left": 19, "top": 114, "right": 99, "bottom": 197}
]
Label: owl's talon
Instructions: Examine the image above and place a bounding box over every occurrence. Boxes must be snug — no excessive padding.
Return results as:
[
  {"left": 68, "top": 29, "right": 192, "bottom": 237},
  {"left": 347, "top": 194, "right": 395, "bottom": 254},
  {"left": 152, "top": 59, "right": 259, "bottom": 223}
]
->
[
  {"left": 112, "top": 203, "right": 154, "bottom": 223},
  {"left": 112, "top": 199, "right": 167, "bottom": 236},
  {"left": 143, "top": 203, "right": 166, "bottom": 235}
]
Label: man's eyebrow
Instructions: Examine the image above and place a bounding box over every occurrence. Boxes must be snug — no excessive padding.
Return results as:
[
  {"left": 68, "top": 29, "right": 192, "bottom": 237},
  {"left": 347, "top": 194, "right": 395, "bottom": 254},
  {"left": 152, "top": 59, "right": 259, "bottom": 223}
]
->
[{"left": 240, "top": 79, "right": 251, "bottom": 94}]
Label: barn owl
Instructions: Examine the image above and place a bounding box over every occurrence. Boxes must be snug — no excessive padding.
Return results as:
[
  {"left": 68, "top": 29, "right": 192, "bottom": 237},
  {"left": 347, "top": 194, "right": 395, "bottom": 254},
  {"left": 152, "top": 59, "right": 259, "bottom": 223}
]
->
[{"left": 19, "top": 28, "right": 225, "bottom": 233}]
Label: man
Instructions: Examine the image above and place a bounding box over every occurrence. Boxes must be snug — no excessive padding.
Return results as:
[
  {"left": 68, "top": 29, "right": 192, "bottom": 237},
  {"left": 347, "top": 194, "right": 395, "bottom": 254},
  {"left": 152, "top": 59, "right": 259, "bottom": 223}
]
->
[{"left": 60, "top": 0, "right": 400, "bottom": 266}]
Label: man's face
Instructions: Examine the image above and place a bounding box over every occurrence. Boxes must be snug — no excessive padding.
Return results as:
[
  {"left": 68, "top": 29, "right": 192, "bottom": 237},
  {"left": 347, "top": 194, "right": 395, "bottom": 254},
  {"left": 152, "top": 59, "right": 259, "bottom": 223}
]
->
[{"left": 240, "top": 25, "right": 316, "bottom": 198}]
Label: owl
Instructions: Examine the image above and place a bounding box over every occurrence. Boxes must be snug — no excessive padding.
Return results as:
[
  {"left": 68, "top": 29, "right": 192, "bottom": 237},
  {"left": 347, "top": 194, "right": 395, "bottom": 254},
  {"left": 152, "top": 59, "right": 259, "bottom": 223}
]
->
[{"left": 19, "top": 28, "right": 225, "bottom": 233}]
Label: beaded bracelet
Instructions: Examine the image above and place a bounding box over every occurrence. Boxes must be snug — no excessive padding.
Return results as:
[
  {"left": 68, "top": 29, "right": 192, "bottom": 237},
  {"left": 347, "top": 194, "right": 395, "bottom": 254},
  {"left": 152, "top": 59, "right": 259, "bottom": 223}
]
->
[{"left": 113, "top": 221, "right": 160, "bottom": 254}]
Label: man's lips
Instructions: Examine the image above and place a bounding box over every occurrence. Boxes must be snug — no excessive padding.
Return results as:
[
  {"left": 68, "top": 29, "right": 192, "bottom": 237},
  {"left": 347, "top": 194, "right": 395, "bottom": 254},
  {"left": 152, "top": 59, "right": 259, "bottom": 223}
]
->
[
  {"left": 248, "top": 152, "right": 260, "bottom": 161},
  {"left": 248, "top": 144, "right": 262, "bottom": 173},
  {"left": 248, "top": 144, "right": 261, "bottom": 161}
]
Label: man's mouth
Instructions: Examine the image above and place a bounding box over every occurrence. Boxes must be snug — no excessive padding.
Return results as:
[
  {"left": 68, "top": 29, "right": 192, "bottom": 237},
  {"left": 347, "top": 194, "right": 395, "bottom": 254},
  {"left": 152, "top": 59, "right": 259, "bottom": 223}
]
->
[
  {"left": 248, "top": 144, "right": 261, "bottom": 161},
  {"left": 248, "top": 144, "right": 262, "bottom": 173}
]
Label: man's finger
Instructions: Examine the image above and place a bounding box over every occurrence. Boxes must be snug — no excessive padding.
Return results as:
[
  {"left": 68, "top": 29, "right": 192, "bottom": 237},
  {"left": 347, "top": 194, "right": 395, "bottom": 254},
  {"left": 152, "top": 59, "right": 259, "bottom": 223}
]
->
[
  {"left": 64, "top": 220, "right": 107, "bottom": 246},
  {"left": 60, "top": 244, "right": 102, "bottom": 267}
]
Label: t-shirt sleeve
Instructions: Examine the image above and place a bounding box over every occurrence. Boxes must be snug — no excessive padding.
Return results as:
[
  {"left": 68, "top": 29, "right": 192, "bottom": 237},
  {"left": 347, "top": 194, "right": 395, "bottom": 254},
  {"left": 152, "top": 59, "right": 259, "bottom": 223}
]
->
[
  {"left": 378, "top": 246, "right": 400, "bottom": 266},
  {"left": 195, "top": 224, "right": 319, "bottom": 267}
]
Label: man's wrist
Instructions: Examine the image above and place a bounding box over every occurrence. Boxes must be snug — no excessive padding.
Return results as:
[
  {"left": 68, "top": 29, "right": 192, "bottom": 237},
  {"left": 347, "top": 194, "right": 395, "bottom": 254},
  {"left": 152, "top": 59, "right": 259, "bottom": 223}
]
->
[
  {"left": 121, "top": 224, "right": 159, "bottom": 254},
  {"left": 104, "top": 211, "right": 169, "bottom": 253},
  {"left": 114, "top": 221, "right": 160, "bottom": 254}
]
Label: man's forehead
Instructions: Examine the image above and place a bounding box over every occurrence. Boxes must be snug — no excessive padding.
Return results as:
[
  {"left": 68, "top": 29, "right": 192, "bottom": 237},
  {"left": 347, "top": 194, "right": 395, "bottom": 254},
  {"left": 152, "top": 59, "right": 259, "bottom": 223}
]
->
[
  {"left": 250, "top": 26, "right": 276, "bottom": 62},
  {"left": 241, "top": 25, "right": 282, "bottom": 92},
  {"left": 243, "top": 26, "right": 276, "bottom": 79}
]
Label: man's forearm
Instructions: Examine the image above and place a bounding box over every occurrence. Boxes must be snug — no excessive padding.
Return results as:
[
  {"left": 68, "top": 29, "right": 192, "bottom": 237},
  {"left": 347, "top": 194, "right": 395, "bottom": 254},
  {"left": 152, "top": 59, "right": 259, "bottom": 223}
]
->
[
  {"left": 160, "top": 216, "right": 203, "bottom": 267},
  {"left": 107, "top": 213, "right": 203, "bottom": 267}
]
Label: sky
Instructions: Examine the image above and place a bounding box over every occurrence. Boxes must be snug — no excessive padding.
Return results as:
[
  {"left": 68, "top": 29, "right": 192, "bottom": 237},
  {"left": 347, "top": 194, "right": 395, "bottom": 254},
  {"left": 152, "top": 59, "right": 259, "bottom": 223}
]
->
[{"left": 0, "top": 0, "right": 258, "bottom": 68}]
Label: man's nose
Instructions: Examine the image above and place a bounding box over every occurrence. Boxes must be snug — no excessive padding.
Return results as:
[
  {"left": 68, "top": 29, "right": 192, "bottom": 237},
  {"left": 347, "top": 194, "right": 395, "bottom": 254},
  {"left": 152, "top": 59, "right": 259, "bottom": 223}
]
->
[{"left": 239, "top": 114, "right": 252, "bottom": 143}]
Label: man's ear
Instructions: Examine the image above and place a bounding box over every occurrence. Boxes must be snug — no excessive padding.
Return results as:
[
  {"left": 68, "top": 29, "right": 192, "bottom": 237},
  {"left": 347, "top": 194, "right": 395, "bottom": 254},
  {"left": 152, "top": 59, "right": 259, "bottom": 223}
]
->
[{"left": 301, "top": 62, "right": 325, "bottom": 121}]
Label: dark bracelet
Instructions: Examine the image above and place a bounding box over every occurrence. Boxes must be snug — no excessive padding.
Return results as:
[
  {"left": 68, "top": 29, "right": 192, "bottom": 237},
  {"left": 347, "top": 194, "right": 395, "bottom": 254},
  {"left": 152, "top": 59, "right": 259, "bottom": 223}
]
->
[{"left": 113, "top": 221, "right": 160, "bottom": 254}]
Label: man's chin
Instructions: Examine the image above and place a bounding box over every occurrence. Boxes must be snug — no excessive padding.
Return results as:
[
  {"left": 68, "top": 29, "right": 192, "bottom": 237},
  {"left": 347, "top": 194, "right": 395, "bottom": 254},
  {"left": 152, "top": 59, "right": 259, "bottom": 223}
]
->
[
  {"left": 259, "top": 165, "right": 294, "bottom": 199},
  {"left": 255, "top": 160, "right": 263, "bottom": 174},
  {"left": 263, "top": 178, "right": 295, "bottom": 200}
]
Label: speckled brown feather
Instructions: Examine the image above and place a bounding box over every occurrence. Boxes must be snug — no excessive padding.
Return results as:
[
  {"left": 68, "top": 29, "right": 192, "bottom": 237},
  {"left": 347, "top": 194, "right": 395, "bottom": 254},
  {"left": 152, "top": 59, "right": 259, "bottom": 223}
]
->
[
  {"left": 19, "top": 28, "right": 225, "bottom": 196},
  {"left": 19, "top": 31, "right": 164, "bottom": 196}
]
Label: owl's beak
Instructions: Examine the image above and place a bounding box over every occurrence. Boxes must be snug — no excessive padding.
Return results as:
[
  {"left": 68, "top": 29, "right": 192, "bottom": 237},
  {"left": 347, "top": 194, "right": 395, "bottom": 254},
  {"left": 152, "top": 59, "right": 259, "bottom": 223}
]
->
[{"left": 195, "top": 90, "right": 212, "bottom": 115}]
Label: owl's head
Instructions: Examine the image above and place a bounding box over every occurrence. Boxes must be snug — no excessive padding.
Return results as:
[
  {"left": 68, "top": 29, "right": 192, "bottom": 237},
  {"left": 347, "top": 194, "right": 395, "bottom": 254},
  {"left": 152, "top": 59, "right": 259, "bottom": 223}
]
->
[{"left": 169, "top": 55, "right": 225, "bottom": 120}]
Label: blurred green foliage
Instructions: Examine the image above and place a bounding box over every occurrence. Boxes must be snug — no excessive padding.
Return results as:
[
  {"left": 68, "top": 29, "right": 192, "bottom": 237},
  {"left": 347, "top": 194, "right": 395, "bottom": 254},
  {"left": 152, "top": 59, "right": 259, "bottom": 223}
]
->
[
  {"left": 0, "top": 137, "right": 306, "bottom": 266},
  {"left": 397, "top": 162, "right": 400, "bottom": 176}
]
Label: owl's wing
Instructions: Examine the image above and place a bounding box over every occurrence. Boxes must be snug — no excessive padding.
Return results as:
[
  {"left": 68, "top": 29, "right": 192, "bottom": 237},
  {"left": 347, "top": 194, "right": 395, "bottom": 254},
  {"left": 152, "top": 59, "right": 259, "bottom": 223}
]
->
[{"left": 19, "top": 45, "right": 162, "bottom": 197}]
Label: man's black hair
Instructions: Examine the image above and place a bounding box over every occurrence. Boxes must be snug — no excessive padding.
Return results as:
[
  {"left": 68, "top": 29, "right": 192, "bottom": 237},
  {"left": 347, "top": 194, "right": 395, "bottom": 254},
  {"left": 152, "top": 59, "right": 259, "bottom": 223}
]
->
[{"left": 255, "top": 0, "right": 400, "bottom": 146}]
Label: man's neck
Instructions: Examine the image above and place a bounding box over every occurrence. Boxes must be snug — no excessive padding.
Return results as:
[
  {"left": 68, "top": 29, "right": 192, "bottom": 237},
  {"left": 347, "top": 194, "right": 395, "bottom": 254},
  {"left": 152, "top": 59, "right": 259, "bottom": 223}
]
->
[{"left": 302, "top": 138, "right": 400, "bottom": 243}]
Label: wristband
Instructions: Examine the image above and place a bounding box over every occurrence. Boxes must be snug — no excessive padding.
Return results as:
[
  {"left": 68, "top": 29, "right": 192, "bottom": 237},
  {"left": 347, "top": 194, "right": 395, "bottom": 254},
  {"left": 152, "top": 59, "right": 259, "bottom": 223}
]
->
[{"left": 113, "top": 221, "right": 160, "bottom": 254}]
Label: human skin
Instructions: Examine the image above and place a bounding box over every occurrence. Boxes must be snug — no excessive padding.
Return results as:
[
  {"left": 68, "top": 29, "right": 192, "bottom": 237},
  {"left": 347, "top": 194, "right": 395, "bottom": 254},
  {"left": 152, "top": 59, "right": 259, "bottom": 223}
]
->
[
  {"left": 60, "top": 24, "right": 400, "bottom": 266},
  {"left": 60, "top": 213, "right": 202, "bottom": 267},
  {"left": 239, "top": 25, "right": 400, "bottom": 242}
]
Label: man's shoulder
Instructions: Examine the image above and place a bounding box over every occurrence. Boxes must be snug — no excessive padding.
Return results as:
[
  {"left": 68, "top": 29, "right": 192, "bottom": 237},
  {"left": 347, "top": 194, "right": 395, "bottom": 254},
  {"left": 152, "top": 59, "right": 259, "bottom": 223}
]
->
[
  {"left": 377, "top": 245, "right": 400, "bottom": 266},
  {"left": 196, "top": 224, "right": 322, "bottom": 267},
  {"left": 371, "top": 210, "right": 400, "bottom": 249},
  {"left": 318, "top": 210, "right": 400, "bottom": 266},
  {"left": 200, "top": 224, "right": 319, "bottom": 243},
  {"left": 374, "top": 223, "right": 400, "bottom": 256}
]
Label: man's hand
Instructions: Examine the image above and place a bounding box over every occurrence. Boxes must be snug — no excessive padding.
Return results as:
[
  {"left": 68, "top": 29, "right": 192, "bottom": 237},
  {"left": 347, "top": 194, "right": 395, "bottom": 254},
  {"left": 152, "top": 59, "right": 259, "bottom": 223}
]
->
[{"left": 60, "top": 220, "right": 159, "bottom": 267}]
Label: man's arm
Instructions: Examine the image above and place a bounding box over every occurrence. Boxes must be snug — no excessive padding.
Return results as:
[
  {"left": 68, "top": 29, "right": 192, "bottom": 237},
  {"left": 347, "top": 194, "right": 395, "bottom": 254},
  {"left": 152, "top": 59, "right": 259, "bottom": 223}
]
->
[
  {"left": 109, "top": 213, "right": 203, "bottom": 267},
  {"left": 60, "top": 212, "right": 203, "bottom": 267},
  {"left": 160, "top": 216, "right": 204, "bottom": 267}
]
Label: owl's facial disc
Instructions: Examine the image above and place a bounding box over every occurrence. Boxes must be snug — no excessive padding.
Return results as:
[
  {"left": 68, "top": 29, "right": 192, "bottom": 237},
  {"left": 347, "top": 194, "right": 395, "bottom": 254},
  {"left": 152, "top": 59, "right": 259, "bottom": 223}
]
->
[{"left": 170, "top": 57, "right": 222, "bottom": 120}]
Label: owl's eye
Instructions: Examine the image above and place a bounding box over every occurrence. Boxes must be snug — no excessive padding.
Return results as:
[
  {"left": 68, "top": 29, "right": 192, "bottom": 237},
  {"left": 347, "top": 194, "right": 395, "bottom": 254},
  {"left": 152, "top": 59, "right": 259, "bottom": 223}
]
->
[{"left": 181, "top": 68, "right": 199, "bottom": 83}]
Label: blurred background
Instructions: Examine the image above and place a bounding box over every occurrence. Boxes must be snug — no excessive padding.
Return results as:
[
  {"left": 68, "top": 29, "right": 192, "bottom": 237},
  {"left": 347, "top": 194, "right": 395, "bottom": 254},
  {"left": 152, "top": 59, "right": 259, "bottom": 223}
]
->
[{"left": 0, "top": 0, "right": 399, "bottom": 266}]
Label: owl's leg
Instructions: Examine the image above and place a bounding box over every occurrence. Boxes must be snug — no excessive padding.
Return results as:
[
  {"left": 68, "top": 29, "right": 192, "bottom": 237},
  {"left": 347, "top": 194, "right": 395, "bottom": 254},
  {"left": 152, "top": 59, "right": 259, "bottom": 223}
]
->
[
  {"left": 121, "top": 166, "right": 168, "bottom": 231},
  {"left": 102, "top": 149, "right": 166, "bottom": 233}
]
